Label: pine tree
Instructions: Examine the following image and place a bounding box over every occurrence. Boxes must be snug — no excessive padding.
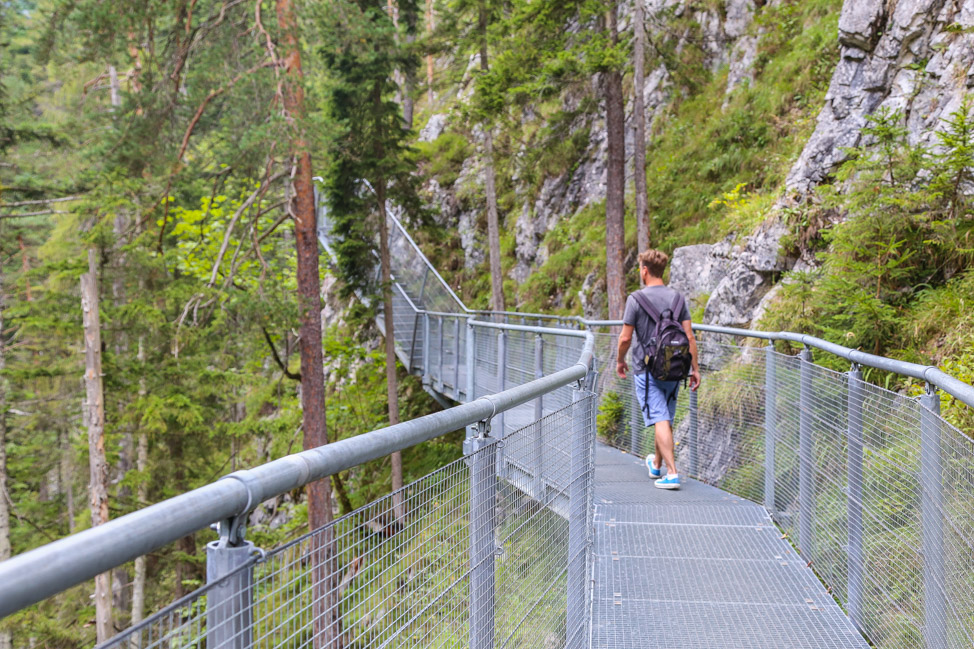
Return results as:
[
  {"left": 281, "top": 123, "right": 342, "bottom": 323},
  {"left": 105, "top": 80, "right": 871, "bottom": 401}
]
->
[
  {"left": 604, "top": 0, "right": 627, "bottom": 320},
  {"left": 633, "top": 0, "right": 650, "bottom": 252},
  {"left": 319, "top": 0, "right": 421, "bottom": 522}
]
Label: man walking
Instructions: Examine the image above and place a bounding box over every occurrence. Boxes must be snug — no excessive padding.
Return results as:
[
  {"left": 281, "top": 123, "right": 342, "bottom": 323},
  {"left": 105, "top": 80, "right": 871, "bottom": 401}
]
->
[{"left": 616, "top": 249, "right": 701, "bottom": 490}]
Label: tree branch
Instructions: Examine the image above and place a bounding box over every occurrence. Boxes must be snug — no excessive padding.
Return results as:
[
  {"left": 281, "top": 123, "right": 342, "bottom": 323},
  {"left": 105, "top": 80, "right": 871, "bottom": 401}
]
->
[
  {"left": 154, "top": 58, "right": 281, "bottom": 250},
  {"left": 262, "top": 327, "right": 301, "bottom": 381},
  {"left": 0, "top": 210, "right": 69, "bottom": 219},
  {"left": 0, "top": 195, "right": 82, "bottom": 208},
  {"left": 209, "top": 167, "right": 284, "bottom": 287}
]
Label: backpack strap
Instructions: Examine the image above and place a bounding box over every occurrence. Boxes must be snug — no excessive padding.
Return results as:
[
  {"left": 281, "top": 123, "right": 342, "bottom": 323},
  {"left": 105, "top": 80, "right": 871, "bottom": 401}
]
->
[
  {"left": 631, "top": 290, "right": 662, "bottom": 323},
  {"left": 669, "top": 293, "right": 687, "bottom": 322}
]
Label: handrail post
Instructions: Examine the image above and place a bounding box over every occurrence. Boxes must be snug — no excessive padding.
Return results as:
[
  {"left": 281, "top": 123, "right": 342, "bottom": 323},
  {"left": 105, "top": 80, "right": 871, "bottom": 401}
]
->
[
  {"left": 920, "top": 384, "right": 945, "bottom": 649},
  {"left": 846, "top": 364, "right": 864, "bottom": 633},
  {"left": 408, "top": 309, "right": 421, "bottom": 373},
  {"left": 534, "top": 334, "right": 545, "bottom": 499},
  {"left": 566, "top": 389, "right": 594, "bottom": 649},
  {"left": 764, "top": 344, "right": 776, "bottom": 515},
  {"left": 798, "top": 345, "right": 814, "bottom": 561},
  {"left": 453, "top": 316, "right": 461, "bottom": 400},
  {"left": 496, "top": 331, "right": 508, "bottom": 479},
  {"left": 422, "top": 312, "right": 431, "bottom": 385},
  {"left": 688, "top": 387, "right": 698, "bottom": 478},
  {"left": 437, "top": 315, "right": 445, "bottom": 390},
  {"left": 465, "top": 421, "right": 497, "bottom": 649},
  {"left": 497, "top": 330, "right": 507, "bottom": 437},
  {"left": 206, "top": 523, "right": 256, "bottom": 649},
  {"left": 465, "top": 320, "right": 475, "bottom": 402}
]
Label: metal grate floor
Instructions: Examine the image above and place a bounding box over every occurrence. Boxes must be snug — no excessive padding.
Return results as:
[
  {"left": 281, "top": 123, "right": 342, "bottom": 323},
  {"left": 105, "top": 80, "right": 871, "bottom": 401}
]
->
[{"left": 590, "top": 444, "right": 869, "bottom": 648}]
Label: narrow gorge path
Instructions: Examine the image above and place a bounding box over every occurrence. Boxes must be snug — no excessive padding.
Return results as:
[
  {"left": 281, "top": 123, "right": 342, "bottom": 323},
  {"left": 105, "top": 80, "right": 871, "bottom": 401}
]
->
[{"left": 590, "top": 444, "right": 870, "bottom": 649}]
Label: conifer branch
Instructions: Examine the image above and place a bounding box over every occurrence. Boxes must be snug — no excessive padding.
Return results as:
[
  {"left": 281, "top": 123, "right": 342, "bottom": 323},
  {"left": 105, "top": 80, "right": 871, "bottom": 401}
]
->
[{"left": 261, "top": 327, "right": 301, "bottom": 381}]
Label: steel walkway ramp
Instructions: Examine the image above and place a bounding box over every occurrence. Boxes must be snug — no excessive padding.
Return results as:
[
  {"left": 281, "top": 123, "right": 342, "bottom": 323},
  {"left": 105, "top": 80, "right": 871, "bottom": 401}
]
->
[{"left": 590, "top": 444, "right": 869, "bottom": 649}]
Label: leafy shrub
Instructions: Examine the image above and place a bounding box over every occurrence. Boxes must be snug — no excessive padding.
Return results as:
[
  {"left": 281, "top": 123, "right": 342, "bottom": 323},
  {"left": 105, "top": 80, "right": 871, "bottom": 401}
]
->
[{"left": 596, "top": 390, "right": 628, "bottom": 447}]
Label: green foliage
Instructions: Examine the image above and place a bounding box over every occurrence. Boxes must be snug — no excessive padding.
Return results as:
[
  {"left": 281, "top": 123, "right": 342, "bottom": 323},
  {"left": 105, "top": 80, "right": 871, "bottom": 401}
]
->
[
  {"left": 413, "top": 132, "right": 471, "bottom": 187},
  {"left": 596, "top": 390, "right": 629, "bottom": 447},
  {"left": 317, "top": 0, "right": 423, "bottom": 300},
  {"left": 763, "top": 102, "right": 974, "bottom": 372}
]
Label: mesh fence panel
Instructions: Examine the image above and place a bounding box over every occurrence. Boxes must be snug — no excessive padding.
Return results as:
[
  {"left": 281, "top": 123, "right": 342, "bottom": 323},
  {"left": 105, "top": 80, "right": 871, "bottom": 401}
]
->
[
  {"left": 587, "top": 326, "right": 974, "bottom": 649},
  {"left": 103, "top": 394, "right": 596, "bottom": 649}
]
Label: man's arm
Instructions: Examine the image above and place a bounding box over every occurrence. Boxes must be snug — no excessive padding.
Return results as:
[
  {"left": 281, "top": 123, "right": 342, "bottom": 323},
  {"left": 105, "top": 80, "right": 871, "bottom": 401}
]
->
[
  {"left": 616, "top": 324, "right": 634, "bottom": 378},
  {"left": 682, "top": 320, "right": 701, "bottom": 391}
]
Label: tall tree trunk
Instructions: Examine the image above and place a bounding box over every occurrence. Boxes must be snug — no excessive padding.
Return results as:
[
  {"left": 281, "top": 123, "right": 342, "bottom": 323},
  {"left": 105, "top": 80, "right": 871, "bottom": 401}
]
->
[
  {"left": 111, "top": 214, "right": 131, "bottom": 616},
  {"left": 425, "top": 0, "right": 435, "bottom": 104},
  {"left": 0, "top": 250, "right": 12, "bottom": 649},
  {"left": 17, "top": 235, "right": 31, "bottom": 302},
  {"left": 479, "top": 3, "right": 505, "bottom": 313},
  {"left": 604, "top": 2, "right": 627, "bottom": 321},
  {"left": 81, "top": 248, "right": 112, "bottom": 644},
  {"left": 60, "top": 428, "right": 75, "bottom": 533},
  {"left": 130, "top": 336, "right": 148, "bottom": 637},
  {"left": 403, "top": 13, "right": 416, "bottom": 128},
  {"left": 374, "top": 84, "right": 405, "bottom": 520},
  {"left": 633, "top": 0, "right": 650, "bottom": 253},
  {"left": 275, "top": 1, "right": 339, "bottom": 646}
]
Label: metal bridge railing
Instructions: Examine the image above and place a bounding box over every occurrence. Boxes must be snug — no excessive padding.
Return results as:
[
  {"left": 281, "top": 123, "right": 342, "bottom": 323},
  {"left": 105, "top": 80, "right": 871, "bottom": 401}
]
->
[
  {"left": 0, "top": 319, "right": 598, "bottom": 649},
  {"left": 317, "top": 203, "right": 974, "bottom": 649},
  {"left": 98, "top": 390, "right": 596, "bottom": 649},
  {"left": 586, "top": 324, "right": 974, "bottom": 649}
]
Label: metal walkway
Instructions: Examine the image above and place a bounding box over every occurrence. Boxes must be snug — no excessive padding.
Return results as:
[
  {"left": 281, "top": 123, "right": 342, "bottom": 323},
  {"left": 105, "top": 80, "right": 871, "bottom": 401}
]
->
[
  {"left": 4, "top": 208, "right": 971, "bottom": 648},
  {"left": 591, "top": 444, "right": 869, "bottom": 648}
]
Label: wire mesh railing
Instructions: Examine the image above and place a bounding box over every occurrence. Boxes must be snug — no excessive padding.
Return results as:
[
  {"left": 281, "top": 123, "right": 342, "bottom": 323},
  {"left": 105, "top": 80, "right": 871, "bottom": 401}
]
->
[
  {"left": 586, "top": 324, "right": 974, "bottom": 649},
  {"left": 100, "top": 391, "right": 597, "bottom": 649},
  {"left": 5, "top": 207, "right": 974, "bottom": 649}
]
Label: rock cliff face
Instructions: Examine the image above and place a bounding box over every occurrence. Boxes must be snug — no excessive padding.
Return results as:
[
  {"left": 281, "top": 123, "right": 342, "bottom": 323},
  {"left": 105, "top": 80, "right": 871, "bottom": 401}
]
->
[
  {"left": 671, "top": 0, "right": 974, "bottom": 329},
  {"left": 422, "top": 0, "right": 764, "bottom": 292},
  {"left": 788, "top": 0, "right": 974, "bottom": 194},
  {"left": 510, "top": 0, "right": 763, "bottom": 288},
  {"left": 421, "top": 0, "right": 974, "bottom": 324}
]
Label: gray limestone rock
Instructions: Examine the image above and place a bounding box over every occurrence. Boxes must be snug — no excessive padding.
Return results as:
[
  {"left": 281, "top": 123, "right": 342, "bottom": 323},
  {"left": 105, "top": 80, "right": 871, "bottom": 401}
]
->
[
  {"left": 668, "top": 238, "right": 733, "bottom": 309},
  {"left": 703, "top": 263, "right": 769, "bottom": 328},
  {"left": 578, "top": 270, "right": 607, "bottom": 321},
  {"left": 419, "top": 114, "right": 447, "bottom": 143},
  {"left": 786, "top": 0, "right": 973, "bottom": 194},
  {"left": 724, "top": 0, "right": 755, "bottom": 39},
  {"left": 838, "top": 0, "right": 885, "bottom": 50}
]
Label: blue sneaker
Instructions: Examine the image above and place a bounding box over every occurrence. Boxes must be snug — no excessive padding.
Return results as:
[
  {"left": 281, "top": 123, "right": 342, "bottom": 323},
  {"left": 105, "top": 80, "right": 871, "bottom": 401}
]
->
[
  {"left": 655, "top": 474, "right": 681, "bottom": 490},
  {"left": 645, "top": 454, "right": 663, "bottom": 480}
]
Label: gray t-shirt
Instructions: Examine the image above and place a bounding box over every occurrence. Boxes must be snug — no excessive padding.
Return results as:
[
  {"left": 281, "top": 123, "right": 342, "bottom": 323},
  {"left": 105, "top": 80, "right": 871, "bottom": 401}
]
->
[{"left": 623, "top": 285, "right": 692, "bottom": 373}]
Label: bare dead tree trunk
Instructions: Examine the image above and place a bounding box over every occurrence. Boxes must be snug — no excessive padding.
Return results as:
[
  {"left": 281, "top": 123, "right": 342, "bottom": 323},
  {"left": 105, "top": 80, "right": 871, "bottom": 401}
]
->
[
  {"left": 108, "top": 65, "right": 121, "bottom": 109},
  {"left": 633, "top": 0, "right": 650, "bottom": 252},
  {"left": 17, "top": 235, "right": 31, "bottom": 302},
  {"left": 378, "top": 189, "right": 404, "bottom": 515},
  {"left": 81, "top": 248, "right": 113, "bottom": 644},
  {"left": 130, "top": 336, "right": 148, "bottom": 638},
  {"left": 479, "top": 3, "right": 505, "bottom": 313},
  {"left": 0, "top": 251, "right": 12, "bottom": 649},
  {"left": 110, "top": 214, "right": 131, "bottom": 616},
  {"left": 403, "top": 18, "right": 416, "bottom": 128},
  {"left": 60, "top": 427, "right": 75, "bottom": 533},
  {"left": 425, "top": 0, "right": 435, "bottom": 104},
  {"left": 374, "top": 83, "right": 405, "bottom": 521},
  {"left": 276, "top": 0, "right": 338, "bottom": 646},
  {"left": 605, "top": 3, "right": 627, "bottom": 321}
]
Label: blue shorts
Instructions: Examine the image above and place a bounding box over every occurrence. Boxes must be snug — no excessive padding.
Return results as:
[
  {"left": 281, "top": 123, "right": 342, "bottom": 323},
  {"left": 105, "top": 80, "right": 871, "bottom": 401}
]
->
[{"left": 634, "top": 373, "right": 680, "bottom": 427}]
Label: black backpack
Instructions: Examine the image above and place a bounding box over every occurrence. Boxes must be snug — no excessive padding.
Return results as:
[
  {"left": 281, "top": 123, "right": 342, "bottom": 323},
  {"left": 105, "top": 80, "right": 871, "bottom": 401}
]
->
[{"left": 631, "top": 290, "right": 692, "bottom": 384}]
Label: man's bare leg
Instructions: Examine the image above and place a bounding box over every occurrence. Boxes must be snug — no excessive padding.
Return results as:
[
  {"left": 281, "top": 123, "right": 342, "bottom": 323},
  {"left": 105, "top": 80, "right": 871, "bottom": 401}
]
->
[
  {"left": 654, "top": 420, "right": 677, "bottom": 475},
  {"left": 652, "top": 435, "right": 662, "bottom": 471}
]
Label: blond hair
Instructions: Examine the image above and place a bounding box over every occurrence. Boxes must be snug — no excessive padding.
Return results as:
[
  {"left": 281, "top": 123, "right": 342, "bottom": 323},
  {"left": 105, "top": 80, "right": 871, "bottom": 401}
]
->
[{"left": 638, "top": 249, "right": 669, "bottom": 278}]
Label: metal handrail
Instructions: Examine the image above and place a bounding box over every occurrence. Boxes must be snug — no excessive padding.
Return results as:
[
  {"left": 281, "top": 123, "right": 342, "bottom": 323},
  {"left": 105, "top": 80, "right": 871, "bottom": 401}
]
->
[
  {"left": 0, "top": 323, "right": 595, "bottom": 619},
  {"left": 411, "top": 305, "right": 974, "bottom": 410},
  {"left": 688, "top": 323, "right": 974, "bottom": 410}
]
